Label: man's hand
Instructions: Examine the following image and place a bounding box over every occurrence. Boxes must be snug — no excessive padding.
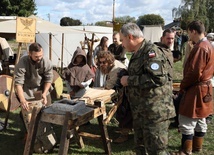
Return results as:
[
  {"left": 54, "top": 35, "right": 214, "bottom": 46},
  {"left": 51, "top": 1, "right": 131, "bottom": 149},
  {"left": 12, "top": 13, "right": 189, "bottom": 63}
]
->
[
  {"left": 120, "top": 76, "right": 129, "bottom": 87},
  {"left": 20, "top": 100, "right": 30, "bottom": 111},
  {"left": 42, "top": 94, "right": 47, "bottom": 105}
]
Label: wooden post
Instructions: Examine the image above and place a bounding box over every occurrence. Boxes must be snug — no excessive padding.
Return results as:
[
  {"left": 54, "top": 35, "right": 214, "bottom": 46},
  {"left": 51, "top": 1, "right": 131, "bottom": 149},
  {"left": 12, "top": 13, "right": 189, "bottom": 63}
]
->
[
  {"left": 58, "top": 112, "right": 72, "bottom": 155},
  {"left": 86, "top": 33, "right": 95, "bottom": 67},
  {"left": 4, "top": 42, "right": 22, "bottom": 130}
]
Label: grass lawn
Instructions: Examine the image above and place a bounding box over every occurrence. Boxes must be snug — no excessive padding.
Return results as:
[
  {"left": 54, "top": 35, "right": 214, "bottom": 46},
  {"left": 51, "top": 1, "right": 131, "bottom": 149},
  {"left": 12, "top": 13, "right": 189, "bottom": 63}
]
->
[
  {"left": 0, "top": 53, "right": 213, "bottom": 155},
  {"left": 1, "top": 105, "right": 214, "bottom": 155}
]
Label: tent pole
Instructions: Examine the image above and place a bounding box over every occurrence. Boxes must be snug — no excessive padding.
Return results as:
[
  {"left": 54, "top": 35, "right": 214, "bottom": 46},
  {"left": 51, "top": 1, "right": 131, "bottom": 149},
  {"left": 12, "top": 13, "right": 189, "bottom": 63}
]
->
[
  {"left": 4, "top": 42, "right": 22, "bottom": 130},
  {"left": 61, "top": 33, "right": 64, "bottom": 73},
  {"left": 49, "top": 33, "right": 52, "bottom": 60}
]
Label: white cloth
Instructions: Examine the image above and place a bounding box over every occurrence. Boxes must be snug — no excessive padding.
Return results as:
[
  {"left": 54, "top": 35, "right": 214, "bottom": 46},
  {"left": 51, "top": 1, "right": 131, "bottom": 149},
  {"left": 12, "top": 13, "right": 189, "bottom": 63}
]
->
[
  {"left": 65, "top": 78, "right": 93, "bottom": 98},
  {"left": 124, "top": 54, "right": 129, "bottom": 67},
  {"left": 93, "top": 68, "right": 106, "bottom": 87}
]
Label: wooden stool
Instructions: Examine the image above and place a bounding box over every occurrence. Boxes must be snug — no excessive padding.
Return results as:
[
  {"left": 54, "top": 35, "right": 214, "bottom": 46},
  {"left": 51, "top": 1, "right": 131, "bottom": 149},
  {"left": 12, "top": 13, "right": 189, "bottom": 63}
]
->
[{"left": 23, "top": 100, "right": 112, "bottom": 155}]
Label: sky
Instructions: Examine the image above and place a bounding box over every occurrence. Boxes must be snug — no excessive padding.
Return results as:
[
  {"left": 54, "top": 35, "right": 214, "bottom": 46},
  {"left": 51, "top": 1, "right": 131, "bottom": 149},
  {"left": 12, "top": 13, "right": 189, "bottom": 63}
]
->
[{"left": 35, "top": 0, "right": 182, "bottom": 26}]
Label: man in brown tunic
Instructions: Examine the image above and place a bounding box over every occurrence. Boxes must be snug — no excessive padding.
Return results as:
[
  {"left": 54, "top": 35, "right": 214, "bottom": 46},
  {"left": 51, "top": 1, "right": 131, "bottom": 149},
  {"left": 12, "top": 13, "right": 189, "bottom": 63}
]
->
[{"left": 174, "top": 20, "right": 214, "bottom": 155}]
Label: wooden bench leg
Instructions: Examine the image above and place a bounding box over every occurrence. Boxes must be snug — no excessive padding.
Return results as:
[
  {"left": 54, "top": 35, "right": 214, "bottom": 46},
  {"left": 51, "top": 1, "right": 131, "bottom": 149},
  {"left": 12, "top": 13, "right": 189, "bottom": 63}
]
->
[
  {"left": 23, "top": 107, "right": 42, "bottom": 155},
  {"left": 94, "top": 100, "right": 112, "bottom": 155},
  {"left": 58, "top": 112, "right": 72, "bottom": 155},
  {"left": 97, "top": 114, "right": 112, "bottom": 155},
  {"left": 74, "top": 126, "right": 85, "bottom": 148}
]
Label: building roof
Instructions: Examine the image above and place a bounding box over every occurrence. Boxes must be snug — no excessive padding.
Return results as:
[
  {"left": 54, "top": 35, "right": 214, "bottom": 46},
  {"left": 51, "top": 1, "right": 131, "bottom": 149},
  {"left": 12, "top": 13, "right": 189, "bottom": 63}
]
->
[{"left": 164, "top": 21, "right": 180, "bottom": 30}]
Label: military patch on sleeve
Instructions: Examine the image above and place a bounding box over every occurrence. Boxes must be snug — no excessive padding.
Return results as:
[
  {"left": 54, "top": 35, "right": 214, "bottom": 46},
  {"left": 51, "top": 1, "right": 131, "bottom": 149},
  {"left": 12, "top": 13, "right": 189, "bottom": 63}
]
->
[
  {"left": 148, "top": 51, "right": 156, "bottom": 58},
  {"left": 150, "top": 63, "right": 159, "bottom": 70}
]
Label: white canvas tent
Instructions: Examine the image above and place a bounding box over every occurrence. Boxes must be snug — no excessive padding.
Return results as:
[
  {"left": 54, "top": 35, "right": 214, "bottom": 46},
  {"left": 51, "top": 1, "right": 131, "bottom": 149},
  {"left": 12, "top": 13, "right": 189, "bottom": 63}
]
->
[
  {"left": 36, "top": 25, "right": 113, "bottom": 68},
  {"left": 142, "top": 25, "right": 163, "bottom": 43},
  {"left": 0, "top": 15, "right": 77, "bottom": 34},
  {"left": 0, "top": 16, "right": 113, "bottom": 67}
]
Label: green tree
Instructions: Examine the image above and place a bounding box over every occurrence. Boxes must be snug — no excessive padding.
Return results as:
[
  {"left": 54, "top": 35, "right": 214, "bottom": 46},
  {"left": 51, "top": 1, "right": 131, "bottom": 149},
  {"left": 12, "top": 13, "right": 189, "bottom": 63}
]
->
[
  {"left": 95, "top": 21, "right": 108, "bottom": 26},
  {"left": 207, "top": 0, "right": 214, "bottom": 32},
  {"left": 136, "top": 14, "right": 164, "bottom": 27},
  {"left": 172, "top": 0, "right": 210, "bottom": 31},
  {"left": 60, "top": 17, "right": 82, "bottom": 26},
  {"left": 95, "top": 16, "right": 136, "bottom": 27},
  {"left": 0, "top": 0, "right": 36, "bottom": 16},
  {"left": 114, "top": 15, "right": 136, "bottom": 24}
]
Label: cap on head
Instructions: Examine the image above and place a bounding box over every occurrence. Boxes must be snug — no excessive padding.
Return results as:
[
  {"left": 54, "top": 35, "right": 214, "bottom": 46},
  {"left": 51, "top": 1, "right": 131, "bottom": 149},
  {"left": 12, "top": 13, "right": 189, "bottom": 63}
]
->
[{"left": 207, "top": 33, "right": 213, "bottom": 39}]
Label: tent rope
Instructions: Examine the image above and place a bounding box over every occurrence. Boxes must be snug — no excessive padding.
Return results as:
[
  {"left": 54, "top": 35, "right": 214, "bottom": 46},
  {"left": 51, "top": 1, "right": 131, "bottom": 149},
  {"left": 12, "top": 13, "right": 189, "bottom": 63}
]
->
[{"left": 36, "top": 33, "right": 74, "bottom": 68}]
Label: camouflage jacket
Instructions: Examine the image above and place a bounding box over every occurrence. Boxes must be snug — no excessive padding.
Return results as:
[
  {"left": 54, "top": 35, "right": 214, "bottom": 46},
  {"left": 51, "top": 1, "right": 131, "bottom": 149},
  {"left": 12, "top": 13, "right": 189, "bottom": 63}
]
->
[{"left": 126, "top": 39, "right": 175, "bottom": 123}]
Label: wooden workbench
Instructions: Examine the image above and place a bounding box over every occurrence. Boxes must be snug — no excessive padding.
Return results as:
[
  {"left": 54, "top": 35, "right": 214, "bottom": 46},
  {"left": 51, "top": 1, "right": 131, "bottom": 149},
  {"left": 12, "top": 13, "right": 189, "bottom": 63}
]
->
[{"left": 23, "top": 100, "right": 112, "bottom": 155}]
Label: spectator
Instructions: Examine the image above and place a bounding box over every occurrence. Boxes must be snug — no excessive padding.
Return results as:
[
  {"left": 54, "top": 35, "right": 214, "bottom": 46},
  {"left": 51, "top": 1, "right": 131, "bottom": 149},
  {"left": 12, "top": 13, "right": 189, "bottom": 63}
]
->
[
  {"left": 171, "top": 28, "right": 182, "bottom": 62},
  {"left": 154, "top": 29, "right": 178, "bottom": 127},
  {"left": 96, "top": 50, "right": 133, "bottom": 143},
  {"left": 93, "top": 36, "right": 109, "bottom": 87},
  {"left": 108, "top": 31, "right": 129, "bottom": 66},
  {"left": 206, "top": 33, "right": 214, "bottom": 47},
  {"left": 62, "top": 47, "right": 95, "bottom": 98}
]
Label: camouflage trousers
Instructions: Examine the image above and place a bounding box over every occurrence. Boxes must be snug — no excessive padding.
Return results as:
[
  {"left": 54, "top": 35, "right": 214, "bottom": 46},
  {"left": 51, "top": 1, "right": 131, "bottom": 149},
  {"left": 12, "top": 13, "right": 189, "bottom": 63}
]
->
[
  {"left": 132, "top": 116, "right": 170, "bottom": 155},
  {"left": 130, "top": 103, "right": 171, "bottom": 155}
]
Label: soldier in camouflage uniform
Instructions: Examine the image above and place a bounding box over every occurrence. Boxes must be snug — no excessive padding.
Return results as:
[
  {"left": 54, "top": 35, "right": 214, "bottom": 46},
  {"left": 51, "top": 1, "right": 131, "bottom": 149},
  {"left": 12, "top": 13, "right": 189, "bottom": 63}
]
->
[
  {"left": 154, "top": 29, "right": 179, "bottom": 128},
  {"left": 120, "top": 23, "right": 175, "bottom": 155}
]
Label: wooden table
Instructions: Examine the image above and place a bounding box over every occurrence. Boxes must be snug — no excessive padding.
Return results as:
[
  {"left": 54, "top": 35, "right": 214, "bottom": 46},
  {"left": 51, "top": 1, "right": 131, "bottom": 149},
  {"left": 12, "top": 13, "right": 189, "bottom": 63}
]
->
[{"left": 23, "top": 100, "right": 112, "bottom": 155}]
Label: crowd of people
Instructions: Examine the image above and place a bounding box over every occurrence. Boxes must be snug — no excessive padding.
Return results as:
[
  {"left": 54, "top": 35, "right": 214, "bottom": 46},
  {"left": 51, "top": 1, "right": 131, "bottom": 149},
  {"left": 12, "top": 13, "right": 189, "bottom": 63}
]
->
[{"left": 12, "top": 20, "right": 214, "bottom": 154}]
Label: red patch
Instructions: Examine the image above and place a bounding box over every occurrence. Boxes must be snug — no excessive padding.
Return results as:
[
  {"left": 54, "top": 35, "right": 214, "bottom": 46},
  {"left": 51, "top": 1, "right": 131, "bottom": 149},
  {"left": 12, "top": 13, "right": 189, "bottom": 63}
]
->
[{"left": 149, "top": 52, "right": 156, "bottom": 58}]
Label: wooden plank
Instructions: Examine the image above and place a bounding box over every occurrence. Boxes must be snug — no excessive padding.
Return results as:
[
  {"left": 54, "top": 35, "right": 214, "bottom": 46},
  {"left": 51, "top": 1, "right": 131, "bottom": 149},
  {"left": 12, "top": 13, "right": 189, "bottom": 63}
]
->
[
  {"left": 78, "top": 132, "right": 102, "bottom": 140},
  {"left": 79, "top": 88, "right": 115, "bottom": 104},
  {"left": 68, "top": 107, "right": 105, "bottom": 128},
  {"left": 23, "top": 107, "right": 42, "bottom": 155},
  {"left": 41, "top": 113, "right": 65, "bottom": 125}
]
